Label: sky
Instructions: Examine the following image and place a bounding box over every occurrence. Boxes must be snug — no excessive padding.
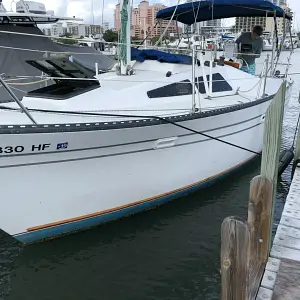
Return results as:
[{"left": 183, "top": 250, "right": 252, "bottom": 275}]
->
[{"left": 3, "top": 0, "right": 300, "bottom": 30}]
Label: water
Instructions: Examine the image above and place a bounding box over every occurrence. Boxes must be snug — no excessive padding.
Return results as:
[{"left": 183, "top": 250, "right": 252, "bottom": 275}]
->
[{"left": 1, "top": 51, "right": 300, "bottom": 300}]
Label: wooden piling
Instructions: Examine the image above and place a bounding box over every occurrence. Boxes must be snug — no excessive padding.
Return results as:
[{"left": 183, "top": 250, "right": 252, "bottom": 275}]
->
[
  {"left": 248, "top": 176, "right": 273, "bottom": 264},
  {"left": 221, "top": 217, "right": 250, "bottom": 300},
  {"left": 260, "top": 82, "right": 286, "bottom": 183},
  {"left": 260, "top": 82, "right": 286, "bottom": 251},
  {"left": 248, "top": 176, "right": 273, "bottom": 298},
  {"left": 221, "top": 176, "right": 273, "bottom": 300},
  {"left": 220, "top": 82, "right": 288, "bottom": 299}
]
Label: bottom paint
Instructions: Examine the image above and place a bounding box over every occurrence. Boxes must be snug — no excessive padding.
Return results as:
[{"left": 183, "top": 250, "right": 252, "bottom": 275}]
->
[{"left": 14, "top": 155, "right": 259, "bottom": 244}]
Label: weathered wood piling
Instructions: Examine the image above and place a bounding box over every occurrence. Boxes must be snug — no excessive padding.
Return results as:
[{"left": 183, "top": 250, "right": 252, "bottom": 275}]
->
[
  {"left": 221, "top": 176, "right": 273, "bottom": 300},
  {"left": 220, "top": 82, "right": 300, "bottom": 299}
]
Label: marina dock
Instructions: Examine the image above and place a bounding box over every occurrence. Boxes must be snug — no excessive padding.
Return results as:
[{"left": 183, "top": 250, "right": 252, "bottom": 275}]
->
[
  {"left": 220, "top": 82, "right": 300, "bottom": 300},
  {"left": 257, "top": 165, "right": 300, "bottom": 300},
  {"left": 256, "top": 165, "right": 300, "bottom": 300}
]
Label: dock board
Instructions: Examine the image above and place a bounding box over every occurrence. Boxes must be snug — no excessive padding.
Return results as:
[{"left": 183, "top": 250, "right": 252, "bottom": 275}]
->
[{"left": 256, "top": 166, "right": 300, "bottom": 300}]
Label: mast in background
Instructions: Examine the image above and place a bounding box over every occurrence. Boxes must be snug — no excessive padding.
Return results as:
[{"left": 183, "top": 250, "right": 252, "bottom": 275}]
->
[
  {"left": 91, "top": 0, "right": 95, "bottom": 25},
  {"left": 101, "top": 0, "right": 104, "bottom": 33},
  {"left": 119, "top": 0, "right": 132, "bottom": 75}
]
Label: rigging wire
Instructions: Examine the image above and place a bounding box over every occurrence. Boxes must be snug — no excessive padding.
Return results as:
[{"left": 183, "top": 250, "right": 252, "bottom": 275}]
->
[
  {"left": 2, "top": 106, "right": 298, "bottom": 170},
  {"left": 154, "top": 0, "right": 181, "bottom": 46},
  {"left": 8, "top": 74, "right": 281, "bottom": 84},
  {"left": 0, "top": 105, "right": 262, "bottom": 156},
  {"left": 6, "top": 79, "right": 49, "bottom": 86},
  {"left": 137, "top": 21, "right": 159, "bottom": 49}
]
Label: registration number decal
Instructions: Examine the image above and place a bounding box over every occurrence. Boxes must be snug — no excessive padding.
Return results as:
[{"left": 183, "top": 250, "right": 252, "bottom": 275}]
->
[
  {"left": 0, "top": 143, "right": 69, "bottom": 154},
  {"left": 0, "top": 146, "right": 25, "bottom": 154}
]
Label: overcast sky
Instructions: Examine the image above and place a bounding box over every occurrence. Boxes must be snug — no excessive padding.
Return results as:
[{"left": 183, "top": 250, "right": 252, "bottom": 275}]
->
[{"left": 3, "top": 0, "right": 300, "bottom": 29}]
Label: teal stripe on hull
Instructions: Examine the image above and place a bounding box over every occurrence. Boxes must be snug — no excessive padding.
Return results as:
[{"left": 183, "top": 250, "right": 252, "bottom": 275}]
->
[{"left": 14, "top": 155, "right": 259, "bottom": 244}]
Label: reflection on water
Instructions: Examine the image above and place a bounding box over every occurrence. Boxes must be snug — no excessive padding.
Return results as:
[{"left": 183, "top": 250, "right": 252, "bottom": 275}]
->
[
  {"left": 0, "top": 232, "right": 22, "bottom": 299},
  {"left": 0, "top": 51, "right": 299, "bottom": 300}
]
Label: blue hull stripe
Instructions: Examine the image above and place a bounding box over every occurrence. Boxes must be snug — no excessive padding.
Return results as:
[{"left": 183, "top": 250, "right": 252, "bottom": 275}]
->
[{"left": 13, "top": 155, "right": 258, "bottom": 244}]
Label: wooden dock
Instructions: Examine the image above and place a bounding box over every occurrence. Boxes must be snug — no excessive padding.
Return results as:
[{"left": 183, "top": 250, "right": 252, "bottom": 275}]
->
[
  {"left": 257, "top": 164, "right": 300, "bottom": 300},
  {"left": 220, "top": 82, "right": 300, "bottom": 300}
]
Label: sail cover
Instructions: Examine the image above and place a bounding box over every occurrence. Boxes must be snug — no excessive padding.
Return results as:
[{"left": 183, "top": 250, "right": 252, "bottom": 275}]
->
[
  {"left": 131, "top": 48, "right": 193, "bottom": 64},
  {"left": 156, "top": 0, "right": 292, "bottom": 25}
]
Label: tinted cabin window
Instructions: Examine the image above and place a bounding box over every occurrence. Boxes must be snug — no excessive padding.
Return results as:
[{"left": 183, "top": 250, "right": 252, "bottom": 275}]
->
[
  {"left": 147, "top": 79, "right": 193, "bottom": 98},
  {"left": 196, "top": 73, "right": 232, "bottom": 94}
]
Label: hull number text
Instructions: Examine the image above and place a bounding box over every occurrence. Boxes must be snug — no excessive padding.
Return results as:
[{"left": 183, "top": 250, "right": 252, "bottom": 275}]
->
[{"left": 0, "top": 142, "right": 69, "bottom": 154}]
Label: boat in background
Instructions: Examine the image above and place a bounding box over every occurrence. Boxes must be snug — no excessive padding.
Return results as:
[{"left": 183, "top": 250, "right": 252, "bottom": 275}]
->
[
  {"left": 283, "top": 32, "right": 299, "bottom": 50},
  {"left": 263, "top": 37, "right": 273, "bottom": 51},
  {"left": 0, "top": 0, "right": 293, "bottom": 244}
]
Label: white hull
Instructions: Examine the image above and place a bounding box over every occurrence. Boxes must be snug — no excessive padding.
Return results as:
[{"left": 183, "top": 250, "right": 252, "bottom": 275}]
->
[
  {"left": 0, "top": 0, "right": 293, "bottom": 247},
  {"left": 0, "top": 23, "right": 293, "bottom": 244},
  {"left": 0, "top": 90, "right": 291, "bottom": 244}
]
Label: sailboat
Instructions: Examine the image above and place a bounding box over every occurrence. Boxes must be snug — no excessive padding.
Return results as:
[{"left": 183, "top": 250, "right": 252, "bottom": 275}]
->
[{"left": 0, "top": 0, "right": 293, "bottom": 244}]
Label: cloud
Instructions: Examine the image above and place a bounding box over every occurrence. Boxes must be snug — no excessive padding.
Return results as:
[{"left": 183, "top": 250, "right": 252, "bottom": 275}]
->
[
  {"left": 2, "top": 0, "right": 300, "bottom": 30},
  {"left": 2, "top": 0, "right": 114, "bottom": 25},
  {"left": 2, "top": 0, "right": 186, "bottom": 28}
]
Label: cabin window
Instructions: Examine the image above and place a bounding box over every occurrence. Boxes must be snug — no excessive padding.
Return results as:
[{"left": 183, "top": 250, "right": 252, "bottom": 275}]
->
[
  {"left": 196, "top": 73, "right": 232, "bottom": 94},
  {"left": 147, "top": 79, "right": 193, "bottom": 98}
]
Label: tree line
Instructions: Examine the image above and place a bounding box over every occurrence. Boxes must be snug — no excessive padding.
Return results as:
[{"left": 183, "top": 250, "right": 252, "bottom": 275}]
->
[{"left": 56, "top": 30, "right": 177, "bottom": 45}]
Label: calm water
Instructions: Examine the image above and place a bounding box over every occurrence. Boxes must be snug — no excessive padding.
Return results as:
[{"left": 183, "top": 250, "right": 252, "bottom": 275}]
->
[{"left": 1, "top": 51, "right": 300, "bottom": 300}]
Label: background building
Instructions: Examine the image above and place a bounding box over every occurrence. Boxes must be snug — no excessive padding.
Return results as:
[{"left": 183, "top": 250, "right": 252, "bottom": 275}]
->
[
  {"left": 265, "top": 4, "right": 293, "bottom": 35},
  {"left": 114, "top": 0, "right": 181, "bottom": 38},
  {"left": 66, "top": 22, "right": 80, "bottom": 36},
  {"left": 233, "top": 16, "right": 266, "bottom": 33},
  {"left": 183, "top": 0, "right": 222, "bottom": 36},
  {"left": 42, "top": 28, "right": 51, "bottom": 36},
  {"left": 103, "top": 21, "right": 110, "bottom": 32},
  {"left": 271, "top": 0, "right": 287, "bottom": 4},
  {"left": 199, "top": 19, "right": 222, "bottom": 36},
  {"left": 42, "top": 23, "right": 103, "bottom": 38},
  {"left": 48, "top": 21, "right": 64, "bottom": 37},
  {"left": 233, "top": 0, "right": 292, "bottom": 34}
]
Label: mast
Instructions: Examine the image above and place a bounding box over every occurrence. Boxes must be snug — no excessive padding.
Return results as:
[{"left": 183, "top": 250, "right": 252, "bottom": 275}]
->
[
  {"left": 91, "top": 0, "right": 95, "bottom": 25},
  {"left": 119, "top": 0, "right": 132, "bottom": 75}
]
